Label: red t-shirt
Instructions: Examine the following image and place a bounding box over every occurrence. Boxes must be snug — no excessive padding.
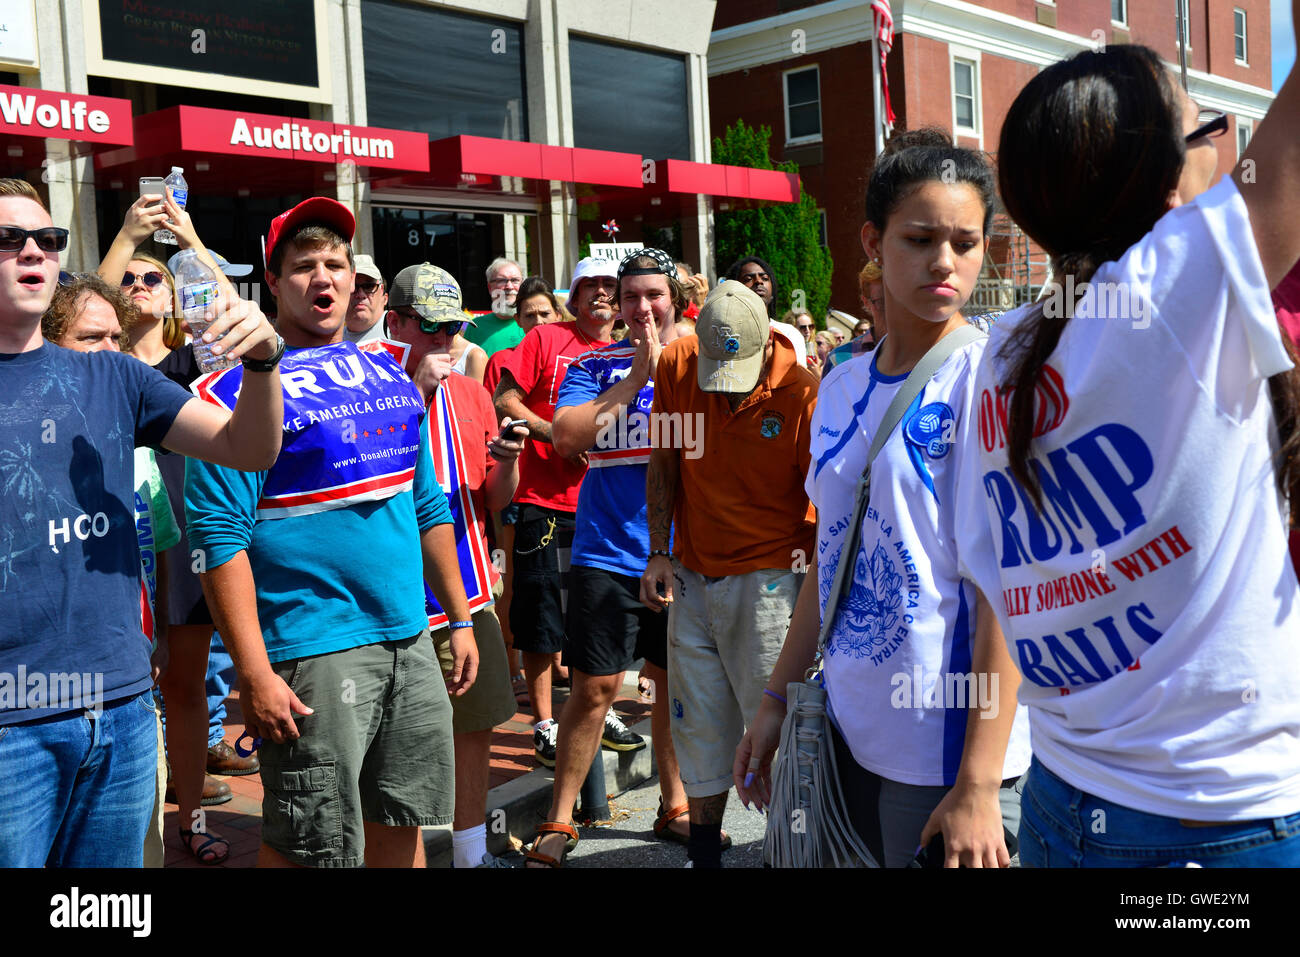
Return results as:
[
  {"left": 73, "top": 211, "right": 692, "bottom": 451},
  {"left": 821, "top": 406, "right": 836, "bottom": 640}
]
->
[
  {"left": 484, "top": 348, "right": 512, "bottom": 395},
  {"left": 505, "top": 320, "right": 610, "bottom": 513}
]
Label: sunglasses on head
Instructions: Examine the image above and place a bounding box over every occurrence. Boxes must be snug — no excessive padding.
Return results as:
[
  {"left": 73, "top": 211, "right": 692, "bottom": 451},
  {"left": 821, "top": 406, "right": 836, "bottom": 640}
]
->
[
  {"left": 1185, "top": 109, "right": 1228, "bottom": 144},
  {"left": 0, "top": 225, "right": 69, "bottom": 253},
  {"left": 121, "top": 270, "right": 166, "bottom": 289}
]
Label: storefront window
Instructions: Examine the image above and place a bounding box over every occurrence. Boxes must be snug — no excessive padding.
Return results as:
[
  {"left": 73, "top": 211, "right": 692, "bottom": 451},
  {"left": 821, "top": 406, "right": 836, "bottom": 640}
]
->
[
  {"left": 362, "top": 1, "right": 527, "bottom": 141},
  {"left": 569, "top": 35, "right": 690, "bottom": 160},
  {"left": 371, "top": 207, "right": 507, "bottom": 311}
]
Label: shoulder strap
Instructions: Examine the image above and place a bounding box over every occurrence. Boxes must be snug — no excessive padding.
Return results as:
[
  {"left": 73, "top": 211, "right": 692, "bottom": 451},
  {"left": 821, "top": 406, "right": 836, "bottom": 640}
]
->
[{"left": 816, "top": 324, "right": 986, "bottom": 655}]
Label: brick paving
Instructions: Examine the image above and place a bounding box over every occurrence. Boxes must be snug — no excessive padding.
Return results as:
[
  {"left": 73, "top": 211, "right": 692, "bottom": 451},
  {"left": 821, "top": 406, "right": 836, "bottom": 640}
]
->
[{"left": 164, "top": 680, "right": 651, "bottom": 867}]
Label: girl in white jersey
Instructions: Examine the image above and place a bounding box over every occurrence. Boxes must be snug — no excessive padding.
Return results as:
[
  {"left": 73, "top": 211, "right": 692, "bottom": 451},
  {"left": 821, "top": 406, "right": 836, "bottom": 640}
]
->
[
  {"left": 735, "top": 130, "right": 1030, "bottom": 867},
  {"left": 954, "top": 33, "right": 1300, "bottom": 866}
]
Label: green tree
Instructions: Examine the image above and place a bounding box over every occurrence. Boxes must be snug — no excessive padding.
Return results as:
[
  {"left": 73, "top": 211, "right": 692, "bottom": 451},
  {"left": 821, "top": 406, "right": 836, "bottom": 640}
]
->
[{"left": 712, "top": 119, "right": 833, "bottom": 322}]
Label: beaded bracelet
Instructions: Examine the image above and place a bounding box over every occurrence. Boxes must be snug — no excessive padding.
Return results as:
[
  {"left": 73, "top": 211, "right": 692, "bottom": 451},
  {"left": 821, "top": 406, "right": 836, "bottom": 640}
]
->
[
  {"left": 650, "top": 549, "right": 671, "bottom": 559},
  {"left": 449, "top": 620, "right": 474, "bottom": 630}
]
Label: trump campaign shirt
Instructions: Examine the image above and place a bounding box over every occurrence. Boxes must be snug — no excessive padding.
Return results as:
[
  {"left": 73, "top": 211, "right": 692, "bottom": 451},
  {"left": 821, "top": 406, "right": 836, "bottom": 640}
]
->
[
  {"left": 556, "top": 339, "right": 658, "bottom": 577},
  {"left": 810, "top": 341, "right": 1030, "bottom": 787},
  {"left": 505, "top": 321, "right": 610, "bottom": 513},
  {"left": 955, "top": 178, "right": 1300, "bottom": 820}
]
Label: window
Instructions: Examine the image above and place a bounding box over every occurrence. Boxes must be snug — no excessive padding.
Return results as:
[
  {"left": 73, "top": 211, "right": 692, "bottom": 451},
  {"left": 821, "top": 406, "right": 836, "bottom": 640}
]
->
[
  {"left": 784, "top": 66, "right": 822, "bottom": 143},
  {"left": 1234, "top": 9, "right": 1248, "bottom": 63},
  {"left": 818, "top": 209, "right": 828, "bottom": 247},
  {"left": 1237, "top": 118, "right": 1252, "bottom": 158},
  {"left": 1111, "top": 0, "right": 1127, "bottom": 26},
  {"left": 363, "top": 1, "right": 527, "bottom": 141},
  {"left": 569, "top": 36, "right": 690, "bottom": 160},
  {"left": 953, "top": 58, "right": 978, "bottom": 133}
]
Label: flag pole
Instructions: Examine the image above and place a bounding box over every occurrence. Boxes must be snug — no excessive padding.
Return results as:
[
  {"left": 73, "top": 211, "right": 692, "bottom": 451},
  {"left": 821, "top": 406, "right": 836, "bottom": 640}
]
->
[
  {"left": 872, "top": 29, "right": 886, "bottom": 156},
  {"left": 1176, "top": 0, "right": 1189, "bottom": 90}
]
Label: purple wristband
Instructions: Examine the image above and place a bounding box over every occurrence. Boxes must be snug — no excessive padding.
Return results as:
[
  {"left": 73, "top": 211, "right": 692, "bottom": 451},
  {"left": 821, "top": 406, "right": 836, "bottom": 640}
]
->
[{"left": 763, "top": 688, "right": 787, "bottom": 705}]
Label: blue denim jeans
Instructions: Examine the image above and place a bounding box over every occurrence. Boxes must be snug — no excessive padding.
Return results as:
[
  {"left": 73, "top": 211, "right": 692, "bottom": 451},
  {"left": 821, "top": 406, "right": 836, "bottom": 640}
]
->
[
  {"left": 1020, "top": 757, "right": 1300, "bottom": 867},
  {"left": 206, "top": 633, "right": 233, "bottom": 748},
  {"left": 0, "top": 691, "right": 158, "bottom": 867}
]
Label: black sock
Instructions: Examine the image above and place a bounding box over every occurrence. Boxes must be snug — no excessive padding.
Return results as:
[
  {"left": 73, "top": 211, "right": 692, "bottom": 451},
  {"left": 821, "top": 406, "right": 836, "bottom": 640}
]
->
[{"left": 688, "top": 823, "right": 723, "bottom": 868}]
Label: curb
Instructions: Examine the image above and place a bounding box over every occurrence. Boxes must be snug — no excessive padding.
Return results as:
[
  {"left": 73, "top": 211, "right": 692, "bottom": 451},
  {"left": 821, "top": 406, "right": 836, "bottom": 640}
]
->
[{"left": 423, "top": 717, "right": 657, "bottom": 867}]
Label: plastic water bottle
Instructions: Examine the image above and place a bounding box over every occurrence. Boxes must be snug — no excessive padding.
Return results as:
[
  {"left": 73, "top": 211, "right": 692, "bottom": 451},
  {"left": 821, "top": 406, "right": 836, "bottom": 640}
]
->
[
  {"left": 173, "top": 249, "right": 236, "bottom": 373},
  {"left": 154, "top": 167, "right": 188, "bottom": 245}
]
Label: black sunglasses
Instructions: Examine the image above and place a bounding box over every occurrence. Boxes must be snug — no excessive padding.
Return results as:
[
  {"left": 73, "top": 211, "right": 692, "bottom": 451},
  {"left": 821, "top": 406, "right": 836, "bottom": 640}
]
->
[
  {"left": 1186, "top": 110, "right": 1228, "bottom": 144},
  {"left": 0, "top": 225, "right": 69, "bottom": 253},
  {"left": 355, "top": 278, "right": 382, "bottom": 296},
  {"left": 121, "top": 270, "right": 166, "bottom": 289},
  {"left": 58, "top": 270, "right": 95, "bottom": 286}
]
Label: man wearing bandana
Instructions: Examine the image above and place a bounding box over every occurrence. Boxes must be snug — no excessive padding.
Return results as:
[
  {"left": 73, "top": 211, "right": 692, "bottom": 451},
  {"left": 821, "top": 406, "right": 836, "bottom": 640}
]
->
[
  {"left": 641, "top": 280, "right": 819, "bottom": 868},
  {"left": 186, "top": 198, "right": 477, "bottom": 868}
]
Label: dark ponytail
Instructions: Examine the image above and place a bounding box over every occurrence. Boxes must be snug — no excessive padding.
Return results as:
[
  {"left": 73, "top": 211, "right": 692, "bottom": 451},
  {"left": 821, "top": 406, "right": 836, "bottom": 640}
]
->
[{"left": 996, "top": 46, "right": 1183, "bottom": 512}]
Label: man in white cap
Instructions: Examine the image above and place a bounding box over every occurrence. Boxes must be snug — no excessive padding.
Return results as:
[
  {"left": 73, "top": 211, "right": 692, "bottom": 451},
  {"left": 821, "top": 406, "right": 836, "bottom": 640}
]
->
[
  {"left": 345, "top": 254, "right": 388, "bottom": 345},
  {"left": 492, "top": 256, "right": 623, "bottom": 768},
  {"left": 640, "top": 280, "right": 819, "bottom": 867}
]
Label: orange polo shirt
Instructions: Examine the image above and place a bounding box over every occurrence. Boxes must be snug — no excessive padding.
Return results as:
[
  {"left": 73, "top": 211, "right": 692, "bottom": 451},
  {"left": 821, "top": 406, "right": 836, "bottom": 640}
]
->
[{"left": 652, "top": 333, "right": 818, "bottom": 577}]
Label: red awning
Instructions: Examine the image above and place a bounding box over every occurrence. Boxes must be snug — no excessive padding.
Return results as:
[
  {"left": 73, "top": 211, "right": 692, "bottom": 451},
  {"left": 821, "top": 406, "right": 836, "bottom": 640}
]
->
[
  {"left": 0, "top": 84, "right": 133, "bottom": 146},
  {"left": 96, "top": 106, "right": 429, "bottom": 175},
  {"left": 426, "top": 134, "right": 642, "bottom": 188},
  {"left": 657, "top": 158, "right": 800, "bottom": 203}
]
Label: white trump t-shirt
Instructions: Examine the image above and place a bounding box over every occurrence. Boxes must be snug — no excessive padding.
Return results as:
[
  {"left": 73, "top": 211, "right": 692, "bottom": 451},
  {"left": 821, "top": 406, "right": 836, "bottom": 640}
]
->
[{"left": 955, "top": 177, "right": 1300, "bottom": 820}]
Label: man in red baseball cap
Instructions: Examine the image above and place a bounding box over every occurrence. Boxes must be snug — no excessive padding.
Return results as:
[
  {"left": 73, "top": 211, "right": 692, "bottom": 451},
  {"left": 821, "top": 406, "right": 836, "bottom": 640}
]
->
[{"left": 188, "top": 196, "right": 478, "bottom": 868}]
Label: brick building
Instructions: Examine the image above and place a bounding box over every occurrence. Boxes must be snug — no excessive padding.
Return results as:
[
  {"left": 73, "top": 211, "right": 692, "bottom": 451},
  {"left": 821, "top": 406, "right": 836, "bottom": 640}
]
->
[{"left": 709, "top": 0, "right": 1275, "bottom": 322}]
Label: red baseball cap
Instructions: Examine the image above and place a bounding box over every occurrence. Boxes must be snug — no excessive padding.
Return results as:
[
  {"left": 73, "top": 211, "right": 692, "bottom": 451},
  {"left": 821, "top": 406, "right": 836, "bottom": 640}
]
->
[{"left": 263, "top": 197, "right": 356, "bottom": 270}]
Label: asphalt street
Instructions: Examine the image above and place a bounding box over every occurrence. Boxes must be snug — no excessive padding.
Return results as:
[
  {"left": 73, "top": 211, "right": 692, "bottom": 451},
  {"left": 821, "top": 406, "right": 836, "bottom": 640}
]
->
[{"left": 526, "top": 775, "right": 769, "bottom": 868}]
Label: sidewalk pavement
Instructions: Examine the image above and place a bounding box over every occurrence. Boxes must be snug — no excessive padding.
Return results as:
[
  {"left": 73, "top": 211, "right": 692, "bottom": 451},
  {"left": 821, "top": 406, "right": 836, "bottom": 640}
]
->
[{"left": 163, "top": 673, "right": 657, "bottom": 868}]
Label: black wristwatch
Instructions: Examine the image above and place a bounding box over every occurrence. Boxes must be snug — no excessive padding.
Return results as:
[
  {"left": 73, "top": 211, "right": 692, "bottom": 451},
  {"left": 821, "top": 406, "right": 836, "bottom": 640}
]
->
[{"left": 242, "top": 334, "right": 285, "bottom": 373}]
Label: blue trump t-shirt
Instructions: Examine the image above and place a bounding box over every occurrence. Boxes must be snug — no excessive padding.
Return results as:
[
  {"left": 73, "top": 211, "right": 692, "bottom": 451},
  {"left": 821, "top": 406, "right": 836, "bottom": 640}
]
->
[
  {"left": 0, "top": 344, "right": 192, "bottom": 724},
  {"left": 556, "top": 340, "right": 660, "bottom": 578}
]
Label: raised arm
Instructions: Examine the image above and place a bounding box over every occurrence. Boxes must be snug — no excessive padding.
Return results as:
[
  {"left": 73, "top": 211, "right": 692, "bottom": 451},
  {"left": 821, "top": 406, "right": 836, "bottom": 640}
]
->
[
  {"left": 98, "top": 194, "right": 169, "bottom": 285},
  {"left": 1235, "top": 0, "right": 1300, "bottom": 287},
  {"left": 161, "top": 299, "right": 283, "bottom": 471},
  {"left": 553, "top": 324, "right": 659, "bottom": 458}
]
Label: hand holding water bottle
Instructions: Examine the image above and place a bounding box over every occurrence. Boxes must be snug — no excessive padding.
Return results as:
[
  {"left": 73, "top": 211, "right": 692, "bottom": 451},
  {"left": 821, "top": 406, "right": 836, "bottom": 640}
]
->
[{"left": 174, "top": 249, "right": 278, "bottom": 373}]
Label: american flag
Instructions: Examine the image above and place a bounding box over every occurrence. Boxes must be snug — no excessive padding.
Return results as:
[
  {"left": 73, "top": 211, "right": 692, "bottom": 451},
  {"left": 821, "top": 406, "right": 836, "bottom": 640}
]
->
[{"left": 871, "top": 0, "right": 898, "bottom": 134}]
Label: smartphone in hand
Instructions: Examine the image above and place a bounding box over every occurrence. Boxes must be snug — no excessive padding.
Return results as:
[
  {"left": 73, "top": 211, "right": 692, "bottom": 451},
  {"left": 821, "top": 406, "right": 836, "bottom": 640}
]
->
[
  {"left": 138, "top": 177, "right": 165, "bottom": 206},
  {"left": 501, "top": 418, "right": 529, "bottom": 439}
]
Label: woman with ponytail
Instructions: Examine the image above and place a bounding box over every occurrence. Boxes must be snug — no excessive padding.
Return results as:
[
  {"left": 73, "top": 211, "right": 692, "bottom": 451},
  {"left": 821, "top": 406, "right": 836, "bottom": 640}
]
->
[
  {"left": 955, "top": 23, "right": 1300, "bottom": 866},
  {"left": 736, "top": 130, "right": 1030, "bottom": 867}
]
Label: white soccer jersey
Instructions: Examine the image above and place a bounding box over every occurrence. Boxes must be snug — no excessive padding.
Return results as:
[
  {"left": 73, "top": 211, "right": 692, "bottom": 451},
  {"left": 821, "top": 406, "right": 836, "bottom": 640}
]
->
[
  {"left": 955, "top": 177, "right": 1300, "bottom": 820},
  {"left": 809, "top": 338, "right": 1031, "bottom": 787}
]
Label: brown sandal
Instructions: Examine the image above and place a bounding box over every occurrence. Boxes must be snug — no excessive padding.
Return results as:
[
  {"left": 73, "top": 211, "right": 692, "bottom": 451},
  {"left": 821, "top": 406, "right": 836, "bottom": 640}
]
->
[
  {"left": 524, "top": 821, "right": 579, "bottom": 868},
  {"left": 653, "top": 800, "right": 732, "bottom": 850}
]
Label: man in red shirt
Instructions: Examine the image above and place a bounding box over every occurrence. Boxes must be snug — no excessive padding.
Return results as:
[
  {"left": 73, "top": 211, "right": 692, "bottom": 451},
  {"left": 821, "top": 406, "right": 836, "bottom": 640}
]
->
[
  {"left": 494, "top": 257, "right": 625, "bottom": 767},
  {"left": 386, "top": 262, "right": 525, "bottom": 868}
]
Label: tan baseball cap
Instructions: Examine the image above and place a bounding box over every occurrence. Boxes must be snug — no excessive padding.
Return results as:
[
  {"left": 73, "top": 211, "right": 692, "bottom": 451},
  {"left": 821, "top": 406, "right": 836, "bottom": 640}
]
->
[
  {"left": 353, "top": 254, "right": 383, "bottom": 285},
  {"left": 389, "top": 262, "right": 475, "bottom": 326},
  {"left": 696, "top": 280, "right": 770, "bottom": 394}
]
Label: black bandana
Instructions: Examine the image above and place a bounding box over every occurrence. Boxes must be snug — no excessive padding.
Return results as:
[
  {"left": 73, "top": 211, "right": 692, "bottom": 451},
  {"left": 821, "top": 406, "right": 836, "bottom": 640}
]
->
[{"left": 617, "top": 247, "right": 676, "bottom": 280}]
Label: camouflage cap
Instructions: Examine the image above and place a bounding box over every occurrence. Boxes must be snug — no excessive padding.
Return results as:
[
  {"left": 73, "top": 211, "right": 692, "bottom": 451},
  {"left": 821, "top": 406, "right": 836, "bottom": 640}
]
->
[{"left": 389, "top": 262, "right": 475, "bottom": 326}]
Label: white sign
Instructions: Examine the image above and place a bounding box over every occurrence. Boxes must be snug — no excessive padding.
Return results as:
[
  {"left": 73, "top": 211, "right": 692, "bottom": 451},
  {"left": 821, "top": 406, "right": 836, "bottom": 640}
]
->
[
  {"left": 589, "top": 243, "right": 641, "bottom": 262},
  {"left": 0, "top": 0, "right": 38, "bottom": 69}
]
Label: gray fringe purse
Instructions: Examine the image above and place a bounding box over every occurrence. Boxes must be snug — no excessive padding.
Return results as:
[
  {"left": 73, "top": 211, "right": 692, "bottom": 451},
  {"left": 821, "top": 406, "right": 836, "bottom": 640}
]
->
[{"left": 762, "top": 325, "right": 985, "bottom": 868}]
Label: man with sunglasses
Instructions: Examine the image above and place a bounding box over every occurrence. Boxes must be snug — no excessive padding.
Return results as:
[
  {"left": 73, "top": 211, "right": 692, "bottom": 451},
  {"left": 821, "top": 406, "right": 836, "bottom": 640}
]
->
[
  {"left": 387, "top": 262, "right": 525, "bottom": 868},
  {"left": 0, "top": 178, "right": 285, "bottom": 868},
  {"left": 345, "top": 253, "right": 388, "bottom": 345},
  {"left": 186, "top": 199, "right": 478, "bottom": 868}
]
